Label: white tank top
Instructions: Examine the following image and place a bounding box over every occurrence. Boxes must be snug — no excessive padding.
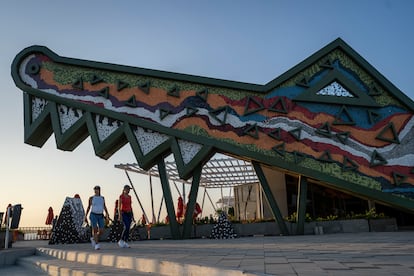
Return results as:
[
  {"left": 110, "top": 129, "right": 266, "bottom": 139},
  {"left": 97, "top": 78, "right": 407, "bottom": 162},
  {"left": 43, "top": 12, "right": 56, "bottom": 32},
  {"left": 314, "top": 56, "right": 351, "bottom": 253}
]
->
[{"left": 91, "top": 196, "right": 104, "bottom": 214}]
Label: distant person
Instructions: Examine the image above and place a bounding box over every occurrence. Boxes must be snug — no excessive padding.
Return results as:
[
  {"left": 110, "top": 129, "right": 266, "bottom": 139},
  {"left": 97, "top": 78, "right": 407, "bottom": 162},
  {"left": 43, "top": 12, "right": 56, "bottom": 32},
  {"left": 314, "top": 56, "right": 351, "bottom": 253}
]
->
[
  {"left": 176, "top": 196, "right": 184, "bottom": 223},
  {"left": 193, "top": 202, "right": 202, "bottom": 220},
  {"left": 52, "top": 215, "right": 58, "bottom": 229},
  {"left": 184, "top": 197, "right": 202, "bottom": 221},
  {"left": 118, "top": 185, "right": 135, "bottom": 248},
  {"left": 85, "top": 185, "right": 110, "bottom": 250}
]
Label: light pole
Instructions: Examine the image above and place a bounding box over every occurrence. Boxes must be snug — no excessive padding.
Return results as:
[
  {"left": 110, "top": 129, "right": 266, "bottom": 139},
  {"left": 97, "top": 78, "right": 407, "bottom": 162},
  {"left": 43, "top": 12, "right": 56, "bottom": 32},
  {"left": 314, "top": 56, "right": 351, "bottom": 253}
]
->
[{"left": 4, "top": 205, "right": 11, "bottom": 249}]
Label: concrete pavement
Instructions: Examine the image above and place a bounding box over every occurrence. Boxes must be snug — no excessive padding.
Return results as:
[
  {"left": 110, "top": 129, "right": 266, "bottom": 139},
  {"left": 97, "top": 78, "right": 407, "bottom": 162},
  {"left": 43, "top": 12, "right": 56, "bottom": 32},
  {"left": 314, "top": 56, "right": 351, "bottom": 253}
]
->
[{"left": 1, "top": 231, "right": 414, "bottom": 275}]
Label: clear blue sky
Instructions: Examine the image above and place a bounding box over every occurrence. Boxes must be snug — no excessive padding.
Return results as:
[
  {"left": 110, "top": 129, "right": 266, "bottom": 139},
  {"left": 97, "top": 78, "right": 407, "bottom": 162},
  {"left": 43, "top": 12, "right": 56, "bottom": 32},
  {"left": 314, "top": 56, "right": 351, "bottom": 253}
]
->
[{"left": 1, "top": 0, "right": 413, "bottom": 227}]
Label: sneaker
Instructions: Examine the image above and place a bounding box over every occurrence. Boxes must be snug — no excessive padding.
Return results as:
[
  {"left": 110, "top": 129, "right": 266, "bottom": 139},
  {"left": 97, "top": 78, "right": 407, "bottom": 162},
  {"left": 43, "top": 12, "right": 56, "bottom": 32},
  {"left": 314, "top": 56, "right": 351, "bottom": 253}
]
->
[
  {"left": 94, "top": 243, "right": 100, "bottom": 250},
  {"left": 118, "top": 240, "right": 125, "bottom": 248},
  {"left": 90, "top": 237, "right": 96, "bottom": 248},
  {"left": 123, "top": 241, "right": 130, "bottom": 248}
]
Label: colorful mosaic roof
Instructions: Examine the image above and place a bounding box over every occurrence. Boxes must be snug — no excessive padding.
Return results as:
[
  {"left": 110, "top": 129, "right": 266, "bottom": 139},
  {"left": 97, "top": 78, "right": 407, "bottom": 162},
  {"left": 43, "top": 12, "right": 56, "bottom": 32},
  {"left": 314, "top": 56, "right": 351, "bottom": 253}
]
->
[{"left": 11, "top": 38, "right": 414, "bottom": 212}]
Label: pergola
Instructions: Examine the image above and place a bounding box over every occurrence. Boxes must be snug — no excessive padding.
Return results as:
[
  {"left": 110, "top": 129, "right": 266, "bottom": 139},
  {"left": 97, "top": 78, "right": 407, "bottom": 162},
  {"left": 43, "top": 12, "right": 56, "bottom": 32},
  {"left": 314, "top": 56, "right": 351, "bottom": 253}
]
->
[
  {"left": 114, "top": 157, "right": 260, "bottom": 226},
  {"left": 115, "top": 157, "right": 259, "bottom": 188}
]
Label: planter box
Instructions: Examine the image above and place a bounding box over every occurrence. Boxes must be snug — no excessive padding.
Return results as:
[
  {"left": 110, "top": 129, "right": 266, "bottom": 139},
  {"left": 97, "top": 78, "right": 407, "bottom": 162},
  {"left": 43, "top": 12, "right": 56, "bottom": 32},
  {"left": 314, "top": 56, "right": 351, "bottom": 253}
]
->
[
  {"left": 192, "top": 224, "right": 214, "bottom": 238},
  {"left": 137, "top": 226, "right": 149, "bottom": 240},
  {"left": 286, "top": 221, "right": 317, "bottom": 235},
  {"left": 234, "top": 223, "right": 263, "bottom": 236},
  {"left": 369, "top": 218, "right": 398, "bottom": 232},
  {"left": 340, "top": 219, "right": 369, "bottom": 233},
  {"left": 144, "top": 224, "right": 211, "bottom": 240},
  {"left": 304, "top": 222, "right": 317, "bottom": 235},
  {"left": 264, "top": 222, "right": 283, "bottom": 236},
  {"left": 312, "top": 220, "right": 369, "bottom": 234},
  {"left": 288, "top": 219, "right": 370, "bottom": 235},
  {"left": 137, "top": 217, "right": 397, "bottom": 239},
  {"left": 148, "top": 225, "right": 172, "bottom": 240},
  {"left": 234, "top": 222, "right": 282, "bottom": 237},
  {"left": 318, "top": 221, "right": 342, "bottom": 234},
  {"left": 147, "top": 222, "right": 281, "bottom": 239}
]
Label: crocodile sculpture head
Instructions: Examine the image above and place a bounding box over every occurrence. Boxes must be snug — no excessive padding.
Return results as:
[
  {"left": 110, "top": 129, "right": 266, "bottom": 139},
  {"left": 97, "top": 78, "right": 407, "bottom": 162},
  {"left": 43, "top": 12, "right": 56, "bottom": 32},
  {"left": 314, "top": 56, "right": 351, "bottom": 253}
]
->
[{"left": 11, "top": 38, "right": 414, "bottom": 212}]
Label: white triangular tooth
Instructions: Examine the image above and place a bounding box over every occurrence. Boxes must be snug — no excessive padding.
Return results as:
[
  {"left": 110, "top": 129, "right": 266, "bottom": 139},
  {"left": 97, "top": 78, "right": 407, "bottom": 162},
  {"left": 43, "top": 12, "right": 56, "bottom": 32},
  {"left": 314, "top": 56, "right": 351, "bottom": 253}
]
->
[
  {"left": 31, "top": 97, "right": 48, "bottom": 122},
  {"left": 316, "top": 81, "right": 354, "bottom": 97},
  {"left": 178, "top": 139, "right": 203, "bottom": 165},
  {"left": 95, "top": 115, "right": 122, "bottom": 142},
  {"left": 134, "top": 126, "right": 169, "bottom": 155},
  {"left": 58, "top": 104, "right": 83, "bottom": 133}
]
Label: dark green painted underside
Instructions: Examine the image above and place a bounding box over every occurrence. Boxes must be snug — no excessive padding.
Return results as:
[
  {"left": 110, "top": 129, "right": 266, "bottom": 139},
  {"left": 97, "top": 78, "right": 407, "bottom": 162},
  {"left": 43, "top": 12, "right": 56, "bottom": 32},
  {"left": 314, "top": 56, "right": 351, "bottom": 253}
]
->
[{"left": 11, "top": 38, "right": 414, "bottom": 213}]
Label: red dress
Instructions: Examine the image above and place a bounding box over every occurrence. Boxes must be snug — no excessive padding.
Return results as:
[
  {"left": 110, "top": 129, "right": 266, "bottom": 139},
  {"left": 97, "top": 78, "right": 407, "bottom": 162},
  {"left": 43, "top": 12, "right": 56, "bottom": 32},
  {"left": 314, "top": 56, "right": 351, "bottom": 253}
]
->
[{"left": 176, "top": 197, "right": 184, "bottom": 218}]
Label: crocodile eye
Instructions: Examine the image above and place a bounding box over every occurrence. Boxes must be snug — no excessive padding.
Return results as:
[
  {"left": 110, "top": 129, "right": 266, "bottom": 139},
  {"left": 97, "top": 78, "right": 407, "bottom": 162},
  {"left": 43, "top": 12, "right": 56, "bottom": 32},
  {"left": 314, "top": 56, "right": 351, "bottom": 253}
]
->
[{"left": 28, "top": 63, "right": 40, "bottom": 75}]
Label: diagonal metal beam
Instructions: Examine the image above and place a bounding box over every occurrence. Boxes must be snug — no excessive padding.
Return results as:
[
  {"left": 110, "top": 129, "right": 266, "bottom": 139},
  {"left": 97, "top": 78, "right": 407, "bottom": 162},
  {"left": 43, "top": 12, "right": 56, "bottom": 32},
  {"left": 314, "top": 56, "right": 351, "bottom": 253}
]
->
[
  {"left": 182, "top": 165, "right": 202, "bottom": 239},
  {"left": 252, "top": 161, "right": 289, "bottom": 236},
  {"left": 125, "top": 170, "right": 149, "bottom": 224},
  {"left": 157, "top": 158, "right": 181, "bottom": 239},
  {"left": 296, "top": 176, "right": 308, "bottom": 235},
  {"left": 205, "top": 189, "right": 217, "bottom": 212}
]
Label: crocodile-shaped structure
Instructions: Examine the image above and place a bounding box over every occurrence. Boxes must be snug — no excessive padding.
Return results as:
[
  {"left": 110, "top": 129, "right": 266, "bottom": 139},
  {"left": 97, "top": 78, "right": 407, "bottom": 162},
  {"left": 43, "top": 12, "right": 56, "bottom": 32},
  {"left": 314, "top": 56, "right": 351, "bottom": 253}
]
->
[{"left": 11, "top": 38, "right": 414, "bottom": 237}]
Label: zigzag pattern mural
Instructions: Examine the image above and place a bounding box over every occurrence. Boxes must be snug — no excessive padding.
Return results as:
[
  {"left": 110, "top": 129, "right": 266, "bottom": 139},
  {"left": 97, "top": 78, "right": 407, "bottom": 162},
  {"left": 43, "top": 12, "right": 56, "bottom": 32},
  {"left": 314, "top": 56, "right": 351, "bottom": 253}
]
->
[{"left": 11, "top": 38, "right": 414, "bottom": 211}]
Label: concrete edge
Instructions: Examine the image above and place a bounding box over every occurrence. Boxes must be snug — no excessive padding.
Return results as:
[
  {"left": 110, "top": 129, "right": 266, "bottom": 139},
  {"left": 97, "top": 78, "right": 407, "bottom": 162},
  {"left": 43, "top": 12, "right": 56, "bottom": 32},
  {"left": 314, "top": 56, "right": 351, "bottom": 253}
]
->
[
  {"left": 0, "top": 247, "right": 36, "bottom": 267},
  {"left": 37, "top": 247, "right": 264, "bottom": 276},
  {"left": 18, "top": 254, "right": 124, "bottom": 276},
  {"left": 16, "top": 255, "right": 52, "bottom": 275}
]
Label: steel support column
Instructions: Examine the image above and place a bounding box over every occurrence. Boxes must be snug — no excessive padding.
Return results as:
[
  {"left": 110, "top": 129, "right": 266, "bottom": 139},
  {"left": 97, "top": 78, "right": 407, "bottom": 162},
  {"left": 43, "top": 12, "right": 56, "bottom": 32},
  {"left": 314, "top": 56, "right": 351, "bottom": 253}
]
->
[
  {"left": 182, "top": 165, "right": 202, "bottom": 239},
  {"left": 125, "top": 170, "right": 149, "bottom": 224},
  {"left": 157, "top": 159, "right": 181, "bottom": 239},
  {"left": 296, "top": 175, "right": 308, "bottom": 235},
  {"left": 205, "top": 189, "right": 217, "bottom": 212},
  {"left": 252, "top": 161, "right": 289, "bottom": 236}
]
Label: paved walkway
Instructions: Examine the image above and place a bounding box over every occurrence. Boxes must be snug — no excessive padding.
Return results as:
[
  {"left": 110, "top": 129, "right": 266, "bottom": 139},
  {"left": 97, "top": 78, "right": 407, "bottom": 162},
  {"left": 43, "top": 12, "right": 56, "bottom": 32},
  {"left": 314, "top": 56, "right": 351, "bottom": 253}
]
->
[{"left": 9, "top": 231, "right": 414, "bottom": 275}]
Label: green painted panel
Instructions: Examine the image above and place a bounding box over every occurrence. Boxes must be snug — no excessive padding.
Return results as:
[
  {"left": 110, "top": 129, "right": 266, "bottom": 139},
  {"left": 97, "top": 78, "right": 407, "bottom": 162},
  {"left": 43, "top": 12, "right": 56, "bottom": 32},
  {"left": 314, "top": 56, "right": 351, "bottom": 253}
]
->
[{"left": 11, "top": 38, "right": 414, "bottom": 214}]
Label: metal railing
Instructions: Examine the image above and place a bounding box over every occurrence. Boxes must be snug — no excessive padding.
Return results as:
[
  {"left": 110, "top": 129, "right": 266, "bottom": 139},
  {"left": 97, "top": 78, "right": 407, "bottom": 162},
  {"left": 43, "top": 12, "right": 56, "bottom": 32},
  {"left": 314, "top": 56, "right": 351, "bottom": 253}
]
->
[{"left": 15, "top": 227, "right": 53, "bottom": 240}]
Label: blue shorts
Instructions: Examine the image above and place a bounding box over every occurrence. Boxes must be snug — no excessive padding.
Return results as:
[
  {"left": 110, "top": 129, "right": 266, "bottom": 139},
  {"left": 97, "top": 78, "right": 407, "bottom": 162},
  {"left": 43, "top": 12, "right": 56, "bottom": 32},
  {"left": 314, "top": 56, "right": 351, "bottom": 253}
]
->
[{"left": 90, "top": 213, "right": 104, "bottom": 229}]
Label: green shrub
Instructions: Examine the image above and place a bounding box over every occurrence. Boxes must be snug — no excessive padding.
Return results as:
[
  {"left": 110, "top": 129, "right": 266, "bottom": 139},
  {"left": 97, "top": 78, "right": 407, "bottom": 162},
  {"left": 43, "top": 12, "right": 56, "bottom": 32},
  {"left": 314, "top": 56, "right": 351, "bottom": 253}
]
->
[{"left": 284, "top": 212, "right": 312, "bottom": 222}]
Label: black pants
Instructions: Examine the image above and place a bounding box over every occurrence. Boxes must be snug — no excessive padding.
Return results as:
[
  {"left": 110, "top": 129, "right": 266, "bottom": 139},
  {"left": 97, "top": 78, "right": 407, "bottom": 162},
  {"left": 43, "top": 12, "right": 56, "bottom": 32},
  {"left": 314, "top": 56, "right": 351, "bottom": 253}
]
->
[{"left": 121, "top": 212, "right": 132, "bottom": 241}]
